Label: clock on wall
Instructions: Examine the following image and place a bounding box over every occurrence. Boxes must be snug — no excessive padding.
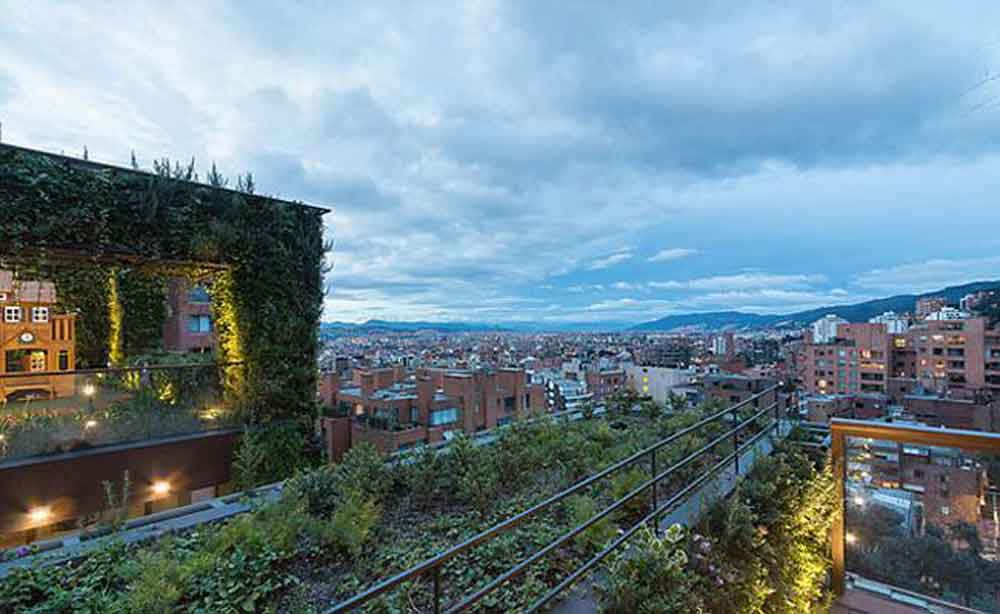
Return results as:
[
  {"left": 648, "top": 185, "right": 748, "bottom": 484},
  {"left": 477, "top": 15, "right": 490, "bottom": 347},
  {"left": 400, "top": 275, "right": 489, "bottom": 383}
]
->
[{"left": 18, "top": 331, "right": 35, "bottom": 344}]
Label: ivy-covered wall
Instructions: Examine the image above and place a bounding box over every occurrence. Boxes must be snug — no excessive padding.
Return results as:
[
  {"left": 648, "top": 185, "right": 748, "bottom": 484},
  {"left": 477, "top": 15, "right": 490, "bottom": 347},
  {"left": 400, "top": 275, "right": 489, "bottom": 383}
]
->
[{"left": 0, "top": 144, "right": 327, "bottom": 422}]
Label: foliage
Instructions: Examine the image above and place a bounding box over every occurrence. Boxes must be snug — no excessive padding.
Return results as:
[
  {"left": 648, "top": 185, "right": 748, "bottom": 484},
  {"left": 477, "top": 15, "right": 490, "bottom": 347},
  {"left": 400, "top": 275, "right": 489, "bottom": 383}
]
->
[
  {"left": 403, "top": 443, "right": 443, "bottom": 510},
  {"left": 233, "top": 422, "right": 313, "bottom": 489},
  {"left": 1, "top": 413, "right": 673, "bottom": 613},
  {"left": 598, "top": 446, "right": 836, "bottom": 614},
  {"left": 566, "top": 494, "right": 617, "bottom": 553},
  {"left": 599, "top": 524, "right": 705, "bottom": 614},
  {"left": 0, "top": 146, "right": 327, "bottom": 420},
  {"left": 448, "top": 434, "right": 500, "bottom": 517},
  {"left": 610, "top": 464, "right": 651, "bottom": 523}
]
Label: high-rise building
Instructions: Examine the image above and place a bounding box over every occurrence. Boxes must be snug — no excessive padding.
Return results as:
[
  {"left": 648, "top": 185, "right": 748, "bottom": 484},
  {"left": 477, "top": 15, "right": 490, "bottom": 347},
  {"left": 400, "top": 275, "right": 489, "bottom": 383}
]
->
[{"left": 811, "top": 314, "right": 848, "bottom": 344}]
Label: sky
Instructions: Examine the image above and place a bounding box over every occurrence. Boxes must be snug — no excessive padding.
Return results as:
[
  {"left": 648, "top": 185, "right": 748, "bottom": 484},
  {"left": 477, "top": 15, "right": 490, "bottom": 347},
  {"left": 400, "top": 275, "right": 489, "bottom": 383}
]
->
[{"left": 3, "top": 2, "right": 1000, "bottom": 325}]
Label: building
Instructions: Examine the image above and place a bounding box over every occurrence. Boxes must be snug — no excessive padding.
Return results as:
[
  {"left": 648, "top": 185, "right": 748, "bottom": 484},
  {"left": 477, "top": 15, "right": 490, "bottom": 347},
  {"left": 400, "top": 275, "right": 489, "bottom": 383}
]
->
[
  {"left": 584, "top": 369, "right": 624, "bottom": 402},
  {"left": 924, "top": 307, "right": 970, "bottom": 321},
  {"left": 320, "top": 366, "right": 537, "bottom": 459},
  {"left": 0, "top": 271, "right": 76, "bottom": 401},
  {"left": 907, "top": 317, "right": 987, "bottom": 394},
  {"left": 625, "top": 365, "right": 692, "bottom": 404},
  {"left": 163, "top": 279, "right": 215, "bottom": 353},
  {"left": 703, "top": 373, "right": 777, "bottom": 407},
  {"left": 915, "top": 296, "right": 947, "bottom": 319},
  {"left": 799, "top": 323, "right": 889, "bottom": 396},
  {"left": 868, "top": 311, "right": 909, "bottom": 334},
  {"left": 812, "top": 314, "right": 848, "bottom": 344}
]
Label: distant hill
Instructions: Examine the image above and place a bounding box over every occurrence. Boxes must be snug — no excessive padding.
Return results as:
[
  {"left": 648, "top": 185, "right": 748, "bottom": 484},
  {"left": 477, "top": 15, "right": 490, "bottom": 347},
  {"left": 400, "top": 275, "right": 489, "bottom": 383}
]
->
[
  {"left": 321, "top": 320, "right": 511, "bottom": 335},
  {"left": 631, "top": 280, "right": 1000, "bottom": 332}
]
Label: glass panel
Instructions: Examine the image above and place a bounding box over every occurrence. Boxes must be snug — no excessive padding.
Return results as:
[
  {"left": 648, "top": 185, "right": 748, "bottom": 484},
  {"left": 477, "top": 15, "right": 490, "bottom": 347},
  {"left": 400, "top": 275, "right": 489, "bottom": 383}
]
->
[
  {"left": 0, "top": 362, "right": 240, "bottom": 462},
  {"left": 845, "top": 434, "right": 999, "bottom": 611}
]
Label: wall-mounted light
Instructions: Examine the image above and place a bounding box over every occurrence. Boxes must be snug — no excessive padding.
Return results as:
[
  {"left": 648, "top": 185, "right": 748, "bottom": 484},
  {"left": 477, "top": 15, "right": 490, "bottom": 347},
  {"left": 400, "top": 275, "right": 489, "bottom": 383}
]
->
[
  {"left": 29, "top": 506, "right": 51, "bottom": 525},
  {"left": 152, "top": 481, "right": 171, "bottom": 497}
]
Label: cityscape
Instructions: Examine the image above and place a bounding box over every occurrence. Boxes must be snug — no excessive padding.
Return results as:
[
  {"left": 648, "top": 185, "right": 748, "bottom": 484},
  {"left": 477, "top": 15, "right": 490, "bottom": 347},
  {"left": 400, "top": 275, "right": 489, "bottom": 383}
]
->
[{"left": 3, "top": 3, "right": 1000, "bottom": 614}]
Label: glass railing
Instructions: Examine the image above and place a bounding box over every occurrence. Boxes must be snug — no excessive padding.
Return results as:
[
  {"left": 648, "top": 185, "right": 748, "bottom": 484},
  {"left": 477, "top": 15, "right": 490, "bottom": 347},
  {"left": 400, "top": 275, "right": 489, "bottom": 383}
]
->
[
  {"left": 0, "top": 361, "right": 243, "bottom": 462},
  {"left": 832, "top": 419, "right": 1000, "bottom": 613}
]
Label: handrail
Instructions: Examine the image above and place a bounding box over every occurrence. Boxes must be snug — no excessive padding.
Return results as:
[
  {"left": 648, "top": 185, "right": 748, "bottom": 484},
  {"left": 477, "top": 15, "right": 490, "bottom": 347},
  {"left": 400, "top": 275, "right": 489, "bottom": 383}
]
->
[{"left": 327, "top": 384, "right": 781, "bottom": 613}]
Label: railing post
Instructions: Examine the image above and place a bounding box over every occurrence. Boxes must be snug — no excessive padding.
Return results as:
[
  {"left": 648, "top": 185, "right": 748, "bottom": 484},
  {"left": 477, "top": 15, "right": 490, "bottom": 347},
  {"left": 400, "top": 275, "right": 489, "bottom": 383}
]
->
[
  {"left": 732, "top": 427, "right": 740, "bottom": 477},
  {"left": 433, "top": 565, "right": 442, "bottom": 614},
  {"left": 831, "top": 428, "right": 846, "bottom": 596},
  {"left": 650, "top": 447, "right": 658, "bottom": 512}
]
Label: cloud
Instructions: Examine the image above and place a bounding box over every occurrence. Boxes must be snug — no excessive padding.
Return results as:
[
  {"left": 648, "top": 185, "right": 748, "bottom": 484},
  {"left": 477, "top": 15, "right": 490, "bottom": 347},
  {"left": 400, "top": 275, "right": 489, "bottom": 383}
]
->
[
  {"left": 2, "top": 3, "right": 1000, "bottom": 324},
  {"left": 852, "top": 257, "right": 1000, "bottom": 293},
  {"left": 587, "top": 250, "right": 633, "bottom": 270},
  {"left": 650, "top": 273, "right": 826, "bottom": 292},
  {"left": 648, "top": 248, "right": 699, "bottom": 262}
]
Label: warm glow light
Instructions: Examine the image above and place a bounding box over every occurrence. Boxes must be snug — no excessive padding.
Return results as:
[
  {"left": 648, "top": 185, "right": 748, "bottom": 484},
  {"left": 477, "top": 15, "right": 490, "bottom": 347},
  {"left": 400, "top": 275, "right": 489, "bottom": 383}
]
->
[
  {"left": 29, "top": 506, "right": 51, "bottom": 524},
  {"left": 152, "top": 481, "right": 171, "bottom": 496},
  {"left": 845, "top": 532, "right": 857, "bottom": 544},
  {"left": 82, "top": 384, "right": 96, "bottom": 397},
  {"left": 84, "top": 420, "right": 98, "bottom": 429}
]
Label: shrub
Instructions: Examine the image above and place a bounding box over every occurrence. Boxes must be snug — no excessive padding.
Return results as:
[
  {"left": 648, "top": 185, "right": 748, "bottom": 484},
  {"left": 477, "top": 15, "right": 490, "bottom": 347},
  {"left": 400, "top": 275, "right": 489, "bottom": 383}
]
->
[
  {"left": 566, "top": 495, "right": 616, "bottom": 553},
  {"left": 405, "top": 443, "right": 442, "bottom": 509},
  {"left": 448, "top": 434, "right": 499, "bottom": 517},
  {"left": 330, "top": 442, "right": 391, "bottom": 503},
  {"left": 284, "top": 465, "right": 341, "bottom": 516},
  {"left": 598, "top": 524, "right": 704, "bottom": 614},
  {"left": 609, "top": 465, "right": 650, "bottom": 523},
  {"left": 322, "top": 488, "right": 381, "bottom": 559},
  {"left": 233, "top": 422, "right": 312, "bottom": 489}
]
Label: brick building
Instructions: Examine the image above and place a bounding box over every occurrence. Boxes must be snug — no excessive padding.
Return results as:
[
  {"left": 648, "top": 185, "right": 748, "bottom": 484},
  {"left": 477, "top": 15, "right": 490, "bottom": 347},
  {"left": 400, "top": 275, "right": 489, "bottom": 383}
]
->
[
  {"left": 319, "top": 366, "right": 538, "bottom": 460},
  {"left": 162, "top": 279, "right": 215, "bottom": 353},
  {"left": 0, "top": 271, "right": 76, "bottom": 401}
]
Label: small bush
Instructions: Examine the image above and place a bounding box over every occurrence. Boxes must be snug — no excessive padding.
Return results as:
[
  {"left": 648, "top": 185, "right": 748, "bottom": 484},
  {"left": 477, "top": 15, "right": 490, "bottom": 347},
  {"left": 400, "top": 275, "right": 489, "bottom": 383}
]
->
[
  {"left": 566, "top": 495, "right": 616, "bottom": 553},
  {"left": 331, "top": 442, "right": 391, "bottom": 502}
]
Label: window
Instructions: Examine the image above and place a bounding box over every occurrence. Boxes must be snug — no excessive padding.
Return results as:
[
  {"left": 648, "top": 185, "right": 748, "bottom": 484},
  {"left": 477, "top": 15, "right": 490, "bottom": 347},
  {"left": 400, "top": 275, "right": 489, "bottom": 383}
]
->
[
  {"left": 187, "top": 284, "right": 211, "bottom": 303},
  {"left": 31, "top": 307, "right": 49, "bottom": 323},
  {"left": 430, "top": 408, "right": 459, "bottom": 426},
  {"left": 58, "top": 350, "right": 69, "bottom": 371},
  {"left": 0, "top": 292, "right": 6, "bottom": 302},
  {"left": 4, "top": 306, "right": 21, "bottom": 323},
  {"left": 187, "top": 315, "right": 212, "bottom": 333}
]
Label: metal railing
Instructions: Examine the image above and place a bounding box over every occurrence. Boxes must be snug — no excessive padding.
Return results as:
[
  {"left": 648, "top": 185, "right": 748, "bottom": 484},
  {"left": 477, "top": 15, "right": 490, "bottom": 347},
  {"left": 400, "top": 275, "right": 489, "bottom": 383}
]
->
[{"left": 327, "top": 385, "right": 783, "bottom": 613}]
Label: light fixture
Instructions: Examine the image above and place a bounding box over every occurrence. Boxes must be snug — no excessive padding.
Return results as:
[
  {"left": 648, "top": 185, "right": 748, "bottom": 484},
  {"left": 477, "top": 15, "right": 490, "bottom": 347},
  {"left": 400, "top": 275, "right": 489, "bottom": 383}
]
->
[
  {"left": 84, "top": 420, "right": 98, "bottom": 429},
  {"left": 845, "top": 532, "right": 857, "bottom": 545},
  {"left": 152, "top": 481, "right": 171, "bottom": 496},
  {"left": 82, "top": 384, "right": 96, "bottom": 397},
  {"left": 29, "top": 506, "right": 51, "bottom": 525},
  {"left": 853, "top": 495, "right": 865, "bottom": 506}
]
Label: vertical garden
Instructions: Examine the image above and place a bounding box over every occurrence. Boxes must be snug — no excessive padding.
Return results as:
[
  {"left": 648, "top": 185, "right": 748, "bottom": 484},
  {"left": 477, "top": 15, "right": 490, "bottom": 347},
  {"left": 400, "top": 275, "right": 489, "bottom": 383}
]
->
[{"left": 0, "top": 144, "right": 327, "bottom": 424}]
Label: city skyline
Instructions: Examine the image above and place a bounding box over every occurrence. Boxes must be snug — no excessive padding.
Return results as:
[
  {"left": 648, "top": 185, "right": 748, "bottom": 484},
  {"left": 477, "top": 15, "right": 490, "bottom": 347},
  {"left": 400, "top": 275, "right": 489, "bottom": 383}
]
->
[{"left": 4, "top": 3, "right": 1000, "bottom": 323}]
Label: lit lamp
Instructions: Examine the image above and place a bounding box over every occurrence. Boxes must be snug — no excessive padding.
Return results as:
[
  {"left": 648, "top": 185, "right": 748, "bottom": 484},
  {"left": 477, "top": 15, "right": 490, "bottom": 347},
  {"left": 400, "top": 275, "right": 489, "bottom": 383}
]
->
[
  {"left": 29, "top": 506, "right": 51, "bottom": 526},
  {"left": 151, "top": 481, "right": 171, "bottom": 497},
  {"left": 845, "top": 532, "right": 857, "bottom": 545},
  {"left": 83, "top": 382, "right": 96, "bottom": 413},
  {"left": 853, "top": 495, "right": 865, "bottom": 507}
]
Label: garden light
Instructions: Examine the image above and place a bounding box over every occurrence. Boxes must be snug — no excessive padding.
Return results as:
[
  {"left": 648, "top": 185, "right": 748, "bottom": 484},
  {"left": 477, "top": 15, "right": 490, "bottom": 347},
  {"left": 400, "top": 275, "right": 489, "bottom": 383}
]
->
[
  {"left": 152, "top": 481, "right": 171, "bottom": 496},
  {"left": 29, "top": 506, "right": 51, "bottom": 525}
]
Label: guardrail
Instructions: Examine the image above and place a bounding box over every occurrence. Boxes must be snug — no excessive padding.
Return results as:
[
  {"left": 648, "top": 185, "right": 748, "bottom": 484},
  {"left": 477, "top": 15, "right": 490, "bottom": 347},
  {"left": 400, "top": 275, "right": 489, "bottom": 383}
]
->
[{"left": 328, "top": 385, "right": 783, "bottom": 613}]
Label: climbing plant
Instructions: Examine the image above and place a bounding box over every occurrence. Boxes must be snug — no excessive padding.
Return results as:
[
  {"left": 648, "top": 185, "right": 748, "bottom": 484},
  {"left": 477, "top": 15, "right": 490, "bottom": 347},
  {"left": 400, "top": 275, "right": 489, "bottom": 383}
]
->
[{"left": 0, "top": 145, "right": 327, "bottom": 422}]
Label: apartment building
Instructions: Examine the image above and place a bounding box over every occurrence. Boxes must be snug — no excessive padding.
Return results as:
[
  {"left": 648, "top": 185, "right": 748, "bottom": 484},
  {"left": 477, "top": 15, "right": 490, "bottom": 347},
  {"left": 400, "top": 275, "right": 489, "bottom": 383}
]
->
[
  {"left": 163, "top": 279, "right": 215, "bottom": 353},
  {"left": 320, "top": 366, "right": 537, "bottom": 459},
  {"left": 799, "top": 322, "right": 889, "bottom": 396}
]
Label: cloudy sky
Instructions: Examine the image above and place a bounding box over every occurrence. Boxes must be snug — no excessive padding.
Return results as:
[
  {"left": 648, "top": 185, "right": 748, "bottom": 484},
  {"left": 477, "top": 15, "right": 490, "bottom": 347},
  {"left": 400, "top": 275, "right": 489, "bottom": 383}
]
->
[{"left": 3, "top": 2, "right": 1000, "bottom": 325}]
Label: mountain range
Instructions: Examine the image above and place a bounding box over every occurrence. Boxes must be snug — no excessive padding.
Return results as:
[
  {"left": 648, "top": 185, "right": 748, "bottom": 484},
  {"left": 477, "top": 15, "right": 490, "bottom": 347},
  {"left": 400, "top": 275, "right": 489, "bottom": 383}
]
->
[
  {"left": 630, "top": 280, "right": 1000, "bottom": 332},
  {"left": 321, "top": 280, "right": 1000, "bottom": 335}
]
